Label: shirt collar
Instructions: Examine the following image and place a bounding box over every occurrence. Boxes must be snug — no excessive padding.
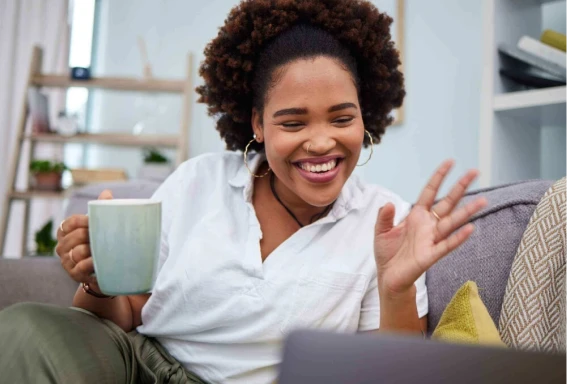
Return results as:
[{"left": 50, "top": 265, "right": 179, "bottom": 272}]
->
[
  {"left": 228, "top": 151, "right": 365, "bottom": 220},
  {"left": 229, "top": 152, "right": 264, "bottom": 188},
  {"left": 329, "top": 172, "right": 365, "bottom": 221}
]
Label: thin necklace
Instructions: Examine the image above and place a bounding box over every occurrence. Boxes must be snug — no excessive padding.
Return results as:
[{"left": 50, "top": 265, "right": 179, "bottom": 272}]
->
[{"left": 269, "top": 172, "right": 333, "bottom": 228}]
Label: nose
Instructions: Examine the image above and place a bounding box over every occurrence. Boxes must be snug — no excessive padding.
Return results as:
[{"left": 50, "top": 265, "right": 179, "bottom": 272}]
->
[{"left": 305, "top": 132, "right": 336, "bottom": 155}]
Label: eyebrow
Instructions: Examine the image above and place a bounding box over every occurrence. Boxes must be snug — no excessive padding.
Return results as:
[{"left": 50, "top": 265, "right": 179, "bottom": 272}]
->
[
  {"left": 272, "top": 102, "right": 357, "bottom": 118},
  {"left": 273, "top": 108, "right": 307, "bottom": 118},
  {"left": 328, "top": 102, "right": 357, "bottom": 113}
]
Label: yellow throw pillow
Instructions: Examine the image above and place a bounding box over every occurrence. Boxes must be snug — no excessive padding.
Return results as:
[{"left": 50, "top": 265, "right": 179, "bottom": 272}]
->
[{"left": 432, "top": 281, "right": 505, "bottom": 347}]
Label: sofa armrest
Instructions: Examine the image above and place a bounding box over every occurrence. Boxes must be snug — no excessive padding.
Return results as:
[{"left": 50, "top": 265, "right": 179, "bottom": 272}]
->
[{"left": 0, "top": 257, "right": 77, "bottom": 310}]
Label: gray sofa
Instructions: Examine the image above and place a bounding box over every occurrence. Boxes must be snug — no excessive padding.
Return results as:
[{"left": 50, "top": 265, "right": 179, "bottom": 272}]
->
[{"left": 0, "top": 179, "right": 555, "bottom": 335}]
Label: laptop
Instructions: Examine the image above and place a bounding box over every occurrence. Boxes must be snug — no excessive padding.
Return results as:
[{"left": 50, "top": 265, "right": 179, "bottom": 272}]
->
[{"left": 278, "top": 330, "right": 566, "bottom": 384}]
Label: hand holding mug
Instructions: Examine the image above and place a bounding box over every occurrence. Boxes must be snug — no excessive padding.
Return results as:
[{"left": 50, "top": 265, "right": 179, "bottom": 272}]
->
[{"left": 55, "top": 190, "right": 113, "bottom": 287}]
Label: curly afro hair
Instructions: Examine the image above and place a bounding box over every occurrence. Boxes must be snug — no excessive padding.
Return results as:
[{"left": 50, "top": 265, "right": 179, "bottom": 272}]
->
[{"left": 196, "top": 0, "right": 405, "bottom": 152}]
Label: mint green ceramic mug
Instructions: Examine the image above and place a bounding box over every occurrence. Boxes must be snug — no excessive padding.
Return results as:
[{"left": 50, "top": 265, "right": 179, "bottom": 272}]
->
[{"left": 88, "top": 199, "right": 161, "bottom": 296}]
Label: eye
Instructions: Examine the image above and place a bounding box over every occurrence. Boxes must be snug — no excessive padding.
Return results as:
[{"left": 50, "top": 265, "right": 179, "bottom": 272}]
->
[
  {"left": 333, "top": 117, "right": 355, "bottom": 125},
  {"left": 281, "top": 121, "right": 305, "bottom": 129}
]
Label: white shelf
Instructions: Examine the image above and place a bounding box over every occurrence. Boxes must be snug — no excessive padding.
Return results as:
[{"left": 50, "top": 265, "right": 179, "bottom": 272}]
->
[
  {"left": 507, "top": 0, "right": 567, "bottom": 5},
  {"left": 493, "top": 86, "right": 566, "bottom": 111},
  {"left": 535, "top": 0, "right": 565, "bottom": 4}
]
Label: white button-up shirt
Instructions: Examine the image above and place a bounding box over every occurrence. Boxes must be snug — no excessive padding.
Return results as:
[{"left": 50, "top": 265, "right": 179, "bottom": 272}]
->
[{"left": 137, "top": 151, "right": 428, "bottom": 384}]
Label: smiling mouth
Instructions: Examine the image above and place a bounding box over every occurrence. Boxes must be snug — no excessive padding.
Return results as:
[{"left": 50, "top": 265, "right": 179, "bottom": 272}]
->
[{"left": 295, "top": 158, "right": 342, "bottom": 173}]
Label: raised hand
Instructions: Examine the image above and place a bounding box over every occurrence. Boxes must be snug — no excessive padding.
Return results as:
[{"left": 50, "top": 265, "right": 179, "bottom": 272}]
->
[{"left": 374, "top": 160, "right": 487, "bottom": 296}]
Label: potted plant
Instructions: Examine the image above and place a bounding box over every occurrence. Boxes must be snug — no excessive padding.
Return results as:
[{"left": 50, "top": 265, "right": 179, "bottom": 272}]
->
[
  {"left": 34, "top": 219, "right": 57, "bottom": 256},
  {"left": 138, "top": 147, "right": 173, "bottom": 181},
  {"left": 29, "top": 160, "right": 67, "bottom": 191}
]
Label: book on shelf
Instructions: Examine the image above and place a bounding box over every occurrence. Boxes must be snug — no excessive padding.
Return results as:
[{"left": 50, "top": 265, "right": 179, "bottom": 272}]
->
[
  {"left": 499, "top": 67, "right": 565, "bottom": 89},
  {"left": 498, "top": 29, "right": 567, "bottom": 89},
  {"left": 541, "top": 29, "right": 566, "bottom": 53},
  {"left": 517, "top": 36, "right": 566, "bottom": 69},
  {"left": 27, "top": 88, "right": 51, "bottom": 133},
  {"left": 498, "top": 43, "right": 566, "bottom": 80}
]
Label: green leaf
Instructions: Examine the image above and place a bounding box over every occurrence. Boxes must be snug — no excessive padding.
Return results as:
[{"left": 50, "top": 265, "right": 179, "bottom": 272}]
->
[
  {"left": 143, "top": 147, "right": 169, "bottom": 163},
  {"left": 34, "top": 219, "right": 57, "bottom": 256},
  {"left": 30, "top": 160, "right": 67, "bottom": 174}
]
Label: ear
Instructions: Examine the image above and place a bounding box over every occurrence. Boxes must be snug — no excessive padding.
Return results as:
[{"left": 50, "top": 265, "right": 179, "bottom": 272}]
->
[{"left": 251, "top": 108, "right": 264, "bottom": 143}]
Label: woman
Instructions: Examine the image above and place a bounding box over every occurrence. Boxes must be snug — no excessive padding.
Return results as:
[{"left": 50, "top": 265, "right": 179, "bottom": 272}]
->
[{"left": 0, "top": 1, "right": 486, "bottom": 383}]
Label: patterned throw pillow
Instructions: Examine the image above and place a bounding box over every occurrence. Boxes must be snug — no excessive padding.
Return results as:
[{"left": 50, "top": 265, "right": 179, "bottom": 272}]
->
[{"left": 499, "top": 178, "right": 566, "bottom": 352}]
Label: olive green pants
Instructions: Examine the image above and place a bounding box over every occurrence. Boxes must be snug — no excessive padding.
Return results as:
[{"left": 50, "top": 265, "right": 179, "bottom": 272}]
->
[{"left": 0, "top": 302, "right": 206, "bottom": 384}]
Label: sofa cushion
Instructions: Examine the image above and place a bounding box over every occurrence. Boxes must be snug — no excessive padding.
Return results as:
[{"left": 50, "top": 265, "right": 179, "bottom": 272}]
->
[
  {"left": 0, "top": 257, "right": 77, "bottom": 310},
  {"left": 427, "top": 179, "right": 554, "bottom": 333}
]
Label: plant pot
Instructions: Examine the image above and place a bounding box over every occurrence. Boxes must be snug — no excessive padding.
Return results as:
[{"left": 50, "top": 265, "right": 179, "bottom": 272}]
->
[
  {"left": 31, "top": 171, "right": 62, "bottom": 191},
  {"left": 137, "top": 163, "right": 173, "bottom": 182}
]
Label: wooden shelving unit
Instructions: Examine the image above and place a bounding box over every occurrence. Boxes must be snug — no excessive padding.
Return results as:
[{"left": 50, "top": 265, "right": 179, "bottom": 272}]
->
[
  {"left": 31, "top": 74, "right": 186, "bottom": 93},
  {"left": 24, "top": 132, "right": 180, "bottom": 148},
  {"left": 479, "top": 0, "right": 566, "bottom": 187},
  {"left": 0, "top": 45, "right": 194, "bottom": 256},
  {"left": 9, "top": 190, "right": 70, "bottom": 200}
]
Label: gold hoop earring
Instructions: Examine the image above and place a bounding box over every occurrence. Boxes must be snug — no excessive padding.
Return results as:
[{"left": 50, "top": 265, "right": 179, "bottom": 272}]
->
[
  {"left": 356, "top": 130, "right": 374, "bottom": 167},
  {"left": 244, "top": 135, "right": 271, "bottom": 178}
]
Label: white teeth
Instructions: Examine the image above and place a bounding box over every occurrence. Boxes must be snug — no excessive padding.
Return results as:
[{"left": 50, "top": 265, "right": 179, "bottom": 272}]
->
[{"left": 299, "top": 159, "right": 338, "bottom": 173}]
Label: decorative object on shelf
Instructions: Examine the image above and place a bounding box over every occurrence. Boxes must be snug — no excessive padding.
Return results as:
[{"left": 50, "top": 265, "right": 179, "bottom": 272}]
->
[
  {"left": 70, "top": 168, "right": 128, "bottom": 186},
  {"left": 541, "top": 29, "right": 566, "bottom": 53},
  {"left": 55, "top": 111, "right": 79, "bottom": 136},
  {"left": 498, "top": 30, "right": 567, "bottom": 89},
  {"left": 70, "top": 66, "right": 91, "bottom": 80},
  {"left": 27, "top": 88, "right": 51, "bottom": 133},
  {"left": 138, "top": 147, "right": 173, "bottom": 182},
  {"left": 29, "top": 160, "right": 67, "bottom": 191},
  {"left": 34, "top": 219, "right": 57, "bottom": 256},
  {"left": 143, "top": 147, "right": 169, "bottom": 163}
]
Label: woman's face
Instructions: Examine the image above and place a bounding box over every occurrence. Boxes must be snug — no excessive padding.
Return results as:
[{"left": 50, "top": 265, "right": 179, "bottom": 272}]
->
[{"left": 252, "top": 56, "right": 364, "bottom": 208}]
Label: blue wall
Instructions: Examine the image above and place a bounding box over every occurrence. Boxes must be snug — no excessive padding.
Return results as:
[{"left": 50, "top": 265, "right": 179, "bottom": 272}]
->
[
  {"left": 541, "top": 1, "right": 567, "bottom": 181},
  {"left": 355, "top": 1, "right": 483, "bottom": 201}
]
